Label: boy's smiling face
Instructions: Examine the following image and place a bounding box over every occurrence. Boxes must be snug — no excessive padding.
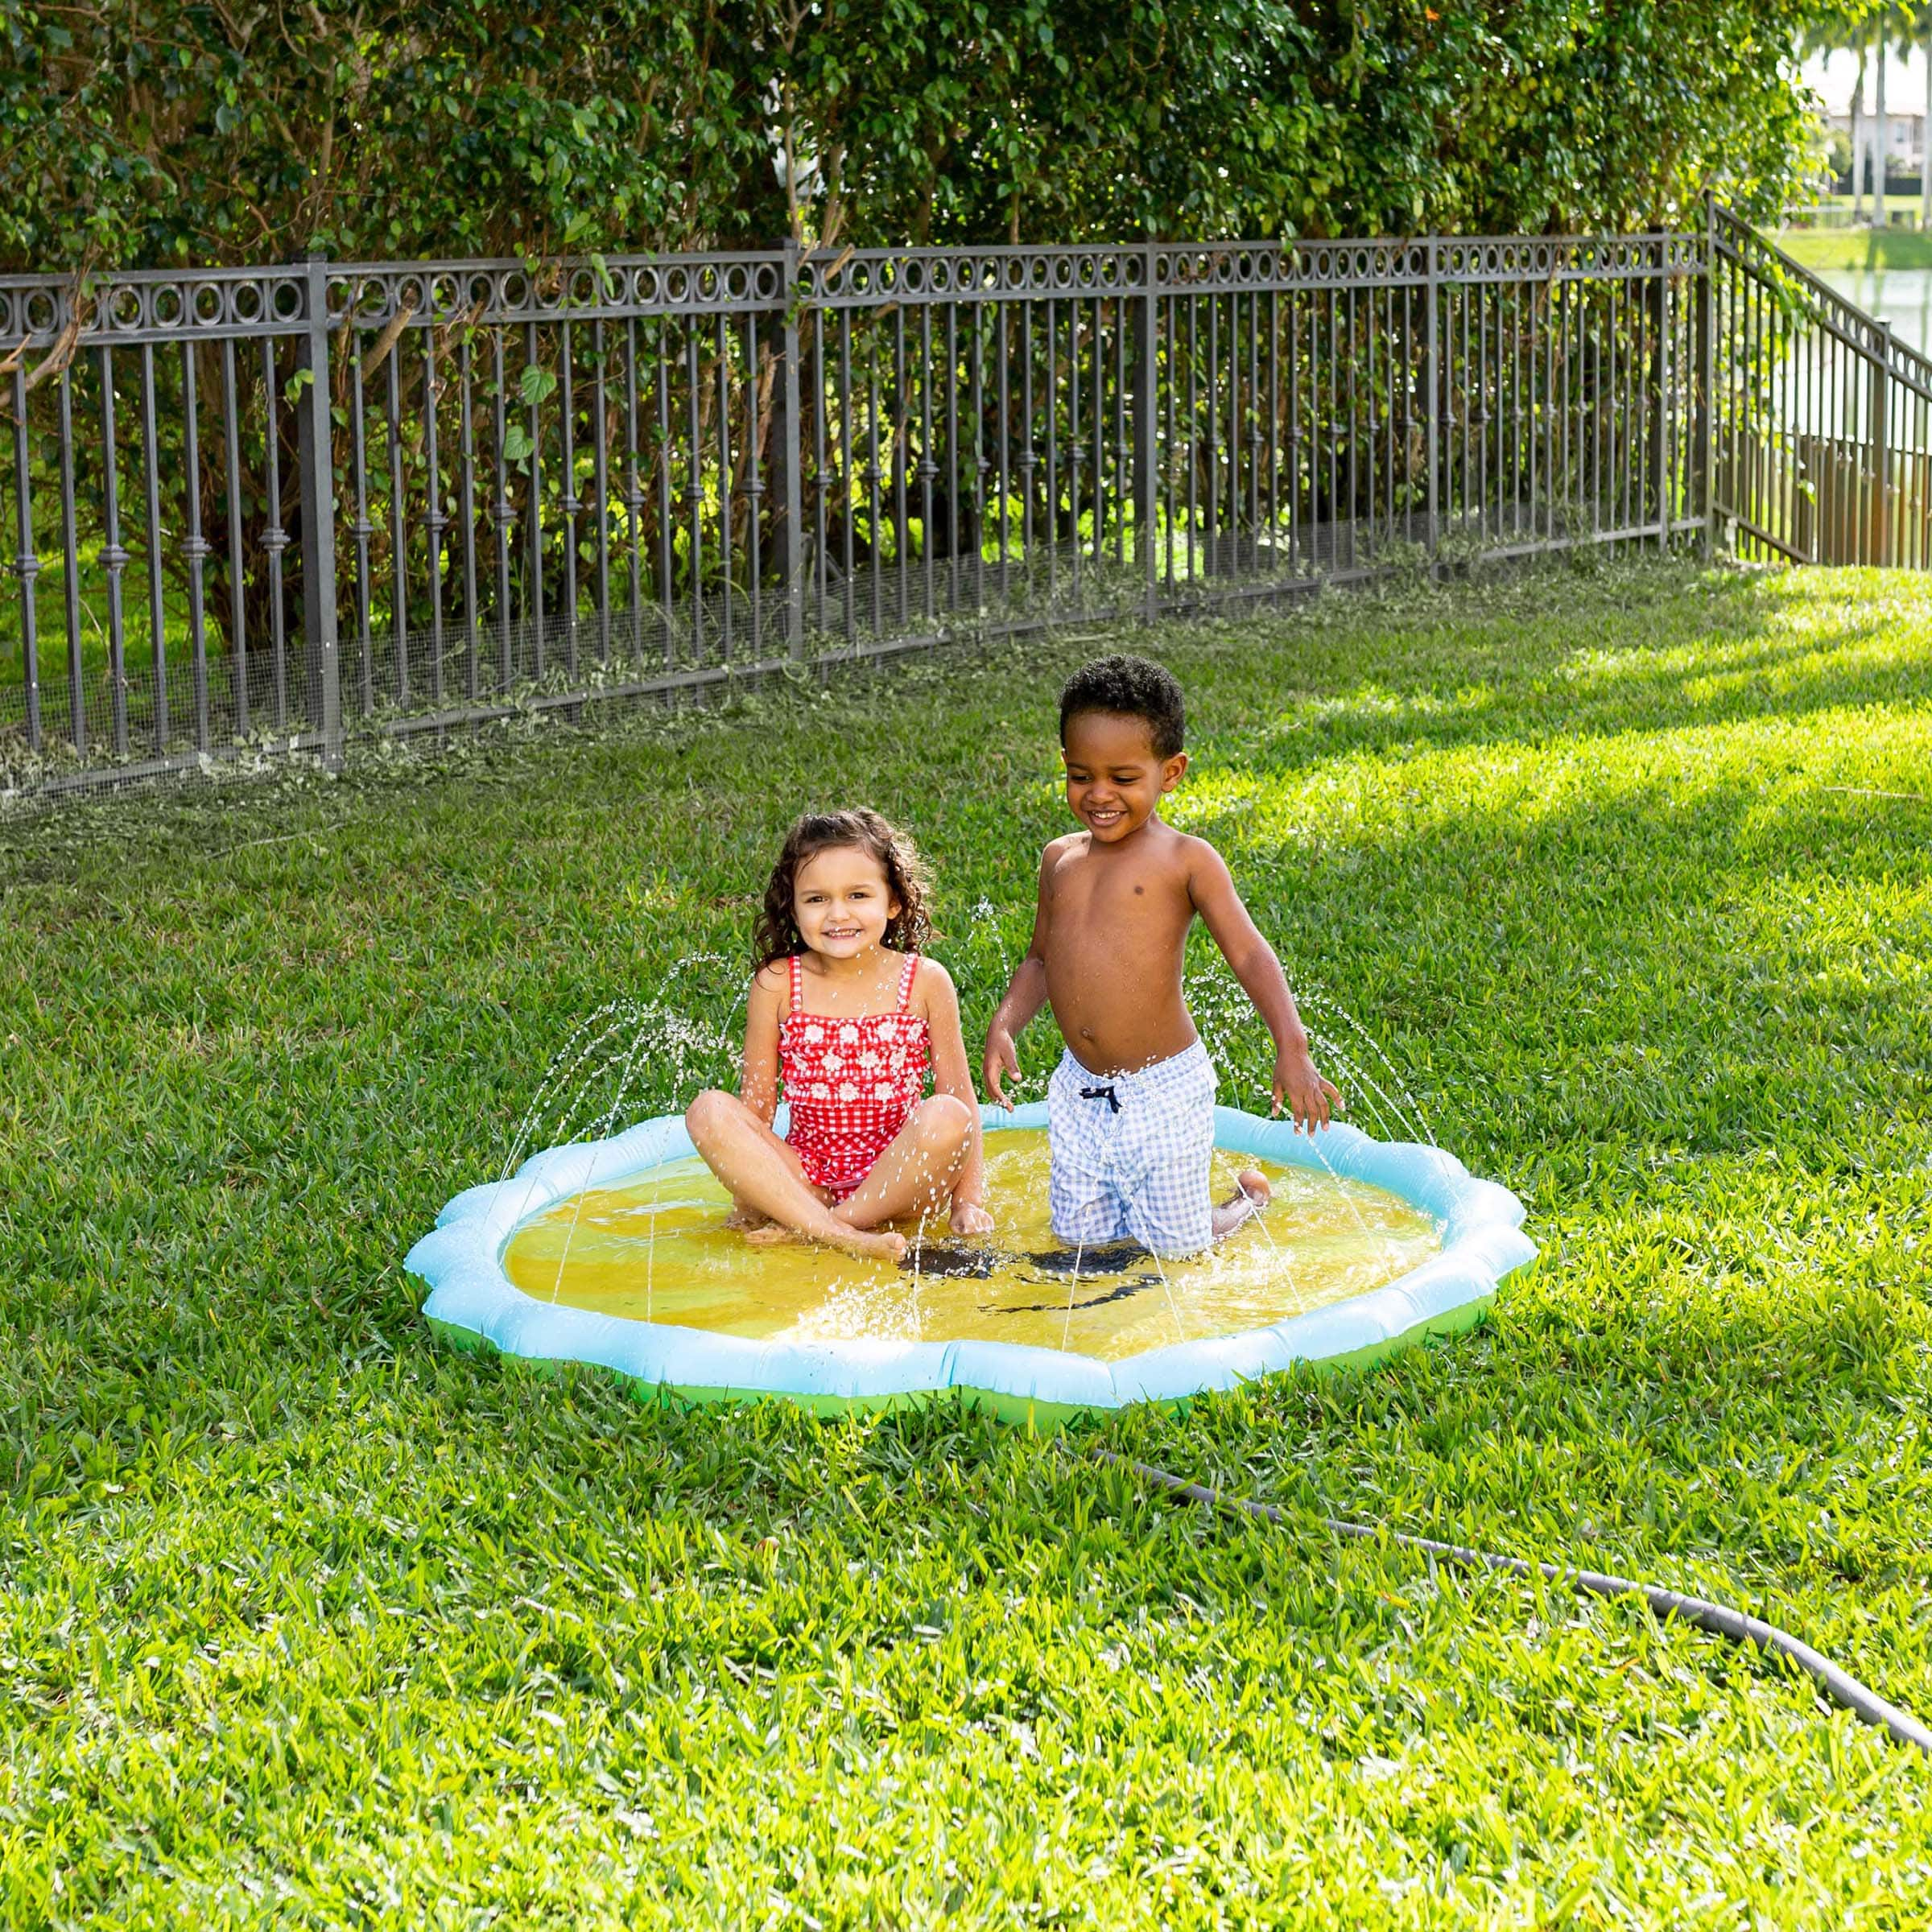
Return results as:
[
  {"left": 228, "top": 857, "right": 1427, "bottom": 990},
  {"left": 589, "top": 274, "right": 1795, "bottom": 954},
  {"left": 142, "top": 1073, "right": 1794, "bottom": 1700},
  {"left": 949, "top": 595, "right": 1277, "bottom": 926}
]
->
[{"left": 1060, "top": 709, "right": 1188, "bottom": 845}]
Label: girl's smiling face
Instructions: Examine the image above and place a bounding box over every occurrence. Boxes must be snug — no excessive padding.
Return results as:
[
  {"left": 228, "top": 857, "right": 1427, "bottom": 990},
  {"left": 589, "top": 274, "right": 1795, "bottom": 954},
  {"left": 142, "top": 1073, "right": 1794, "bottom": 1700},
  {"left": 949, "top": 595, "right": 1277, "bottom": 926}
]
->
[{"left": 792, "top": 844, "right": 902, "bottom": 960}]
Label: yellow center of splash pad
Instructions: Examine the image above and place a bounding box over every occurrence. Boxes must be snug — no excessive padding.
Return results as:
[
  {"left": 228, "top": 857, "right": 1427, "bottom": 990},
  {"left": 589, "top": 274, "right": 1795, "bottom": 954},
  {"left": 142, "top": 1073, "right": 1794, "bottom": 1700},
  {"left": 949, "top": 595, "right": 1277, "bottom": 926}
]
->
[{"left": 501, "top": 1129, "right": 1441, "bottom": 1362}]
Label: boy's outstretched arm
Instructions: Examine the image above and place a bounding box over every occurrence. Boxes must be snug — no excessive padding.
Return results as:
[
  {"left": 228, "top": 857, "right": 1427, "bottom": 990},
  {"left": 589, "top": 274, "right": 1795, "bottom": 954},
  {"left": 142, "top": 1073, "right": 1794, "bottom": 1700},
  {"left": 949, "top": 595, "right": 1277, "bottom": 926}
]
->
[
  {"left": 982, "top": 847, "right": 1055, "bottom": 1109},
  {"left": 1189, "top": 842, "right": 1340, "bottom": 1132}
]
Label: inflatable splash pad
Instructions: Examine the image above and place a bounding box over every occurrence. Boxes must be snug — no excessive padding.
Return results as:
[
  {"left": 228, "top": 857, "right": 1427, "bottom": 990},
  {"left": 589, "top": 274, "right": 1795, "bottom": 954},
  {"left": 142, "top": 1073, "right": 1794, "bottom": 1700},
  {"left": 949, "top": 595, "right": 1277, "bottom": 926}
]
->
[{"left": 408, "top": 1103, "right": 1536, "bottom": 1422}]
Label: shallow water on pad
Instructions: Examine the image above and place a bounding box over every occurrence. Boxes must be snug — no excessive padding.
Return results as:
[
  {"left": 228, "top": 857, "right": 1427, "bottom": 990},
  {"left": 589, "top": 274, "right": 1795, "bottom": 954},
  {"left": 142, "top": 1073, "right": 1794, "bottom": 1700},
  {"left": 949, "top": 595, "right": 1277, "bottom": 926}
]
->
[{"left": 501, "top": 1130, "right": 1441, "bottom": 1360}]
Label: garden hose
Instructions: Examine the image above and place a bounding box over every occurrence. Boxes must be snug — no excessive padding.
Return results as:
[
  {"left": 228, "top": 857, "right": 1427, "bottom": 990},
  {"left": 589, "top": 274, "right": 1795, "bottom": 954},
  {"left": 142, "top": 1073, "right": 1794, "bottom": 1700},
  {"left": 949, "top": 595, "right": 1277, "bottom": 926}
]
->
[{"left": 1093, "top": 1449, "right": 1932, "bottom": 1758}]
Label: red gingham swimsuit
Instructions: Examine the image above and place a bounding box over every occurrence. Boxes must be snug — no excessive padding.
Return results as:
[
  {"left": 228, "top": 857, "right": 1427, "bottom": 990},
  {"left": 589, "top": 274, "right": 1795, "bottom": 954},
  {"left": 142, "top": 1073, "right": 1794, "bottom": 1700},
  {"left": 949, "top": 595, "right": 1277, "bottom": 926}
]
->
[{"left": 780, "top": 952, "right": 929, "bottom": 1199}]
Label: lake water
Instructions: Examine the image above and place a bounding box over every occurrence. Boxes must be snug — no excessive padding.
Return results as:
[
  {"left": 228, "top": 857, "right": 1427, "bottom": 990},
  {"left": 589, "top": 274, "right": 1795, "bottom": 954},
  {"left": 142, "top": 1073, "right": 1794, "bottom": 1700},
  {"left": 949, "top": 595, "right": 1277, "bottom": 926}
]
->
[{"left": 1817, "top": 268, "right": 1932, "bottom": 360}]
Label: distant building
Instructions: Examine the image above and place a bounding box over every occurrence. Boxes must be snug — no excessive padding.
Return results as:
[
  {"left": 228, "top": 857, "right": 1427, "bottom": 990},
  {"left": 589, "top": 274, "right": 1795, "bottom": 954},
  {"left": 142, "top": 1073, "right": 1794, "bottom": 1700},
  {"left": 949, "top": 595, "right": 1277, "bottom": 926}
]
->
[{"left": 1826, "top": 108, "right": 1926, "bottom": 173}]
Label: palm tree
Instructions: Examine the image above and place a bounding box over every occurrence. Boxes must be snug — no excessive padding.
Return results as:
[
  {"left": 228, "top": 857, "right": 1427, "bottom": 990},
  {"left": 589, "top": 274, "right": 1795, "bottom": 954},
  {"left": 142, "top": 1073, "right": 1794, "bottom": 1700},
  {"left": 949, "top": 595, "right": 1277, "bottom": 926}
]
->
[
  {"left": 1804, "top": 6, "right": 1882, "bottom": 219},
  {"left": 1852, "top": 31, "right": 1868, "bottom": 217},
  {"left": 1874, "top": 13, "right": 1888, "bottom": 225},
  {"left": 1858, "top": 3, "right": 1932, "bottom": 232},
  {"left": 1808, "top": 4, "right": 1925, "bottom": 225},
  {"left": 1864, "top": 4, "right": 1932, "bottom": 228},
  {"left": 1914, "top": 3, "right": 1932, "bottom": 228}
]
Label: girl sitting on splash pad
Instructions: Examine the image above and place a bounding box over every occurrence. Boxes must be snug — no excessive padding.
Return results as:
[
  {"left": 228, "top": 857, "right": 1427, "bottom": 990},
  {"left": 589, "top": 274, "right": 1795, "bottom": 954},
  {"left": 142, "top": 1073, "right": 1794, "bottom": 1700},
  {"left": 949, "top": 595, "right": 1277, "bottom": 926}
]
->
[{"left": 683, "top": 808, "right": 993, "bottom": 1264}]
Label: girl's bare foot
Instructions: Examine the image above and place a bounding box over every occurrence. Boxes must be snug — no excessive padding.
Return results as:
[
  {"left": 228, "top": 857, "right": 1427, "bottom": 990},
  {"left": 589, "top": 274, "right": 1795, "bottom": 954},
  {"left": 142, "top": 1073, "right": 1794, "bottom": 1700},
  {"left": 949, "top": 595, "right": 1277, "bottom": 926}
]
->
[
  {"left": 723, "top": 1204, "right": 771, "bottom": 1232},
  {"left": 1210, "top": 1169, "right": 1271, "bottom": 1241},
  {"left": 743, "top": 1218, "right": 906, "bottom": 1265},
  {"left": 742, "top": 1220, "right": 802, "bottom": 1247},
  {"left": 844, "top": 1227, "right": 909, "bottom": 1265}
]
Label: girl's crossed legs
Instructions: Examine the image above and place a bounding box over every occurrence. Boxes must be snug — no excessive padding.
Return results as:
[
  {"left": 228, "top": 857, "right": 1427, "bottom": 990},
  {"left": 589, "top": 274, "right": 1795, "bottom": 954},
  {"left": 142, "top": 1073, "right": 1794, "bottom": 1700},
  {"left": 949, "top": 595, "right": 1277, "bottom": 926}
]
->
[{"left": 683, "top": 1090, "right": 974, "bottom": 1264}]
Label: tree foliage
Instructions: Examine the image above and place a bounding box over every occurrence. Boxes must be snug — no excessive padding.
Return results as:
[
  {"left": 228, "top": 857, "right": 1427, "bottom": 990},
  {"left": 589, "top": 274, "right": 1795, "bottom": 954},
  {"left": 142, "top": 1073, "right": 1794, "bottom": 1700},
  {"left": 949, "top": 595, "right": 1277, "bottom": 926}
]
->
[{"left": 2, "top": 2, "right": 1831, "bottom": 270}]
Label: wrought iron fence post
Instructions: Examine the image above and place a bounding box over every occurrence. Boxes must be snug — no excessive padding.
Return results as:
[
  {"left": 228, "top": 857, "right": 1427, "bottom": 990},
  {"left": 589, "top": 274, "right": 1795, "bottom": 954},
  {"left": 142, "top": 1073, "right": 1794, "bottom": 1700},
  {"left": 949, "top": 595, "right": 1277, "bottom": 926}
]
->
[
  {"left": 780, "top": 240, "right": 806, "bottom": 659},
  {"left": 10, "top": 365, "right": 42, "bottom": 750},
  {"left": 296, "top": 254, "right": 343, "bottom": 768},
  {"left": 1135, "top": 241, "right": 1160, "bottom": 626},
  {"left": 1697, "top": 193, "right": 1716, "bottom": 559},
  {"left": 1872, "top": 321, "right": 1893, "bottom": 567},
  {"left": 1652, "top": 264, "right": 1670, "bottom": 548},
  {"left": 1425, "top": 239, "right": 1441, "bottom": 568}
]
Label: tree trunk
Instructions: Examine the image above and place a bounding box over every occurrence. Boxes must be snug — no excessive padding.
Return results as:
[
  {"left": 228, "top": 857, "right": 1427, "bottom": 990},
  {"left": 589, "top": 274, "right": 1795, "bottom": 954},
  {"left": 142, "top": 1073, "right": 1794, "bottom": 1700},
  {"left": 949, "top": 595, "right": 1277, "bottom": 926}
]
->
[
  {"left": 1922, "top": 19, "right": 1930, "bottom": 230},
  {"left": 1852, "top": 43, "right": 1866, "bottom": 220},
  {"left": 1874, "top": 27, "right": 1889, "bottom": 226}
]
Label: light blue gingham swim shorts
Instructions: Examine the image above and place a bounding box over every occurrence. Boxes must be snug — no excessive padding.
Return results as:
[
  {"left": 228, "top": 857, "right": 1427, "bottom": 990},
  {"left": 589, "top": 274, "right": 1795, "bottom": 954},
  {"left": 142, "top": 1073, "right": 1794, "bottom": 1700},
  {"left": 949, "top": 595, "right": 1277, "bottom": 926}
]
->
[{"left": 1046, "top": 1039, "right": 1217, "bottom": 1257}]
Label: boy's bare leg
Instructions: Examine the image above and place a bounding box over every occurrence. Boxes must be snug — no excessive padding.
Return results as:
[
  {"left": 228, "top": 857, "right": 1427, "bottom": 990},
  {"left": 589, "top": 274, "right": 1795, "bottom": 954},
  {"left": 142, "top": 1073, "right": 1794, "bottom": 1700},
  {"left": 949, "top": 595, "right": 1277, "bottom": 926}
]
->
[
  {"left": 684, "top": 1090, "right": 907, "bottom": 1263},
  {"left": 1210, "top": 1169, "right": 1271, "bottom": 1242},
  {"left": 828, "top": 1096, "right": 975, "bottom": 1232}
]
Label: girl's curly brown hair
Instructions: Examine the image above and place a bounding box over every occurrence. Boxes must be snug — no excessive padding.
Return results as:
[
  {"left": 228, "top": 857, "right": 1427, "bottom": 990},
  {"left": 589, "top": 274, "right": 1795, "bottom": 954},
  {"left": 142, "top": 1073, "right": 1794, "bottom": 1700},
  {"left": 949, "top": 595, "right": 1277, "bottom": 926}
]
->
[{"left": 751, "top": 809, "right": 933, "bottom": 972}]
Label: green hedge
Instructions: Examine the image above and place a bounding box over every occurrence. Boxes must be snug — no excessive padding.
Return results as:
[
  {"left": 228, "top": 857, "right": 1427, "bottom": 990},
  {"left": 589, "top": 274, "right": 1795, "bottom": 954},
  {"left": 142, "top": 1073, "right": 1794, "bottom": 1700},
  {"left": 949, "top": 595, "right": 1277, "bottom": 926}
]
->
[{"left": 2, "top": 2, "right": 1827, "bottom": 270}]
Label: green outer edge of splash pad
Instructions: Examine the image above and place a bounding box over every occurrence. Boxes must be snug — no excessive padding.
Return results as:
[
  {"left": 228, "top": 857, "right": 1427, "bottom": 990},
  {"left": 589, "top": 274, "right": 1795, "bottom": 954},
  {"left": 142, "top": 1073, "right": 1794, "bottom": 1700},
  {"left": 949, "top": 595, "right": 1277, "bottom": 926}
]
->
[
  {"left": 424, "top": 1288, "right": 1500, "bottom": 1429},
  {"left": 408, "top": 1104, "right": 1537, "bottom": 1415}
]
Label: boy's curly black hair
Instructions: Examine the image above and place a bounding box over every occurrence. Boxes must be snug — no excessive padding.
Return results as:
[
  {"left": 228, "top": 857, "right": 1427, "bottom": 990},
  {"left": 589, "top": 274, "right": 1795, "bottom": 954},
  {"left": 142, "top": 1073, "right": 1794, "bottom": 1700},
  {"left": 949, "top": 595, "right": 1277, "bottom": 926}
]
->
[
  {"left": 1058, "top": 654, "right": 1186, "bottom": 759},
  {"left": 751, "top": 808, "right": 933, "bottom": 972}
]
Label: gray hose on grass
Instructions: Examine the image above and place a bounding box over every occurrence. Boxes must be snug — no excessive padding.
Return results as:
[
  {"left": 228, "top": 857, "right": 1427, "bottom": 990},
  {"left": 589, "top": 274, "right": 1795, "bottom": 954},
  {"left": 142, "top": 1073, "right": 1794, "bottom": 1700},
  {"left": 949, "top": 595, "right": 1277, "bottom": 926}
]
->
[{"left": 1094, "top": 1449, "right": 1931, "bottom": 1757}]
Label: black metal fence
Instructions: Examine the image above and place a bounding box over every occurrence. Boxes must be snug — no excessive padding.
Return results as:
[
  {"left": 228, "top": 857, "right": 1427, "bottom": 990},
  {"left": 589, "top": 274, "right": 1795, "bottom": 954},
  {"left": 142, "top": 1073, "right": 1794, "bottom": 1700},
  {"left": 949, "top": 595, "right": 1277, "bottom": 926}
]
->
[
  {"left": 1711, "top": 207, "right": 1932, "bottom": 567},
  {"left": 0, "top": 204, "right": 1915, "bottom": 801}
]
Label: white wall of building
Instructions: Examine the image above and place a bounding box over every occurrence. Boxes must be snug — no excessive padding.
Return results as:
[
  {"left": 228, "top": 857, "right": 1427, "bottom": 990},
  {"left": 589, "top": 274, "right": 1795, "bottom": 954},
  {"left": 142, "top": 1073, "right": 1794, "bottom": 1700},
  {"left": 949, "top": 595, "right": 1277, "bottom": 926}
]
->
[{"left": 1807, "top": 48, "right": 1932, "bottom": 178}]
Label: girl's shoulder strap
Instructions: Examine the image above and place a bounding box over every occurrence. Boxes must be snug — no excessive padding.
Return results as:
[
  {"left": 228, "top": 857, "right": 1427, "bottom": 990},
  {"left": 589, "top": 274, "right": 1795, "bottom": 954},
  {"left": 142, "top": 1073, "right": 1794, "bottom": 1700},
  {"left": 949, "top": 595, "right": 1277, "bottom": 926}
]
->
[
  {"left": 786, "top": 952, "right": 803, "bottom": 1015},
  {"left": 895, "top": 952, "right": 920, "bottom": 1010}
]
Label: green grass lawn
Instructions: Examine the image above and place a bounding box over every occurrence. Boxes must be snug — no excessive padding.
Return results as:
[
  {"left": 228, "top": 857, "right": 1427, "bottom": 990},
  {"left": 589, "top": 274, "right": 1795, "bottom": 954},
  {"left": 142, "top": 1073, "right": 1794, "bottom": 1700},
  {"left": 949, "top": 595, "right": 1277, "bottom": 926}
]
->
[
  {"left": 2, "top": 555, "right": 1930, "bottom": 1926},
  {"left": 1773, "top": 223, "right": 1932, "bottom": 272}
]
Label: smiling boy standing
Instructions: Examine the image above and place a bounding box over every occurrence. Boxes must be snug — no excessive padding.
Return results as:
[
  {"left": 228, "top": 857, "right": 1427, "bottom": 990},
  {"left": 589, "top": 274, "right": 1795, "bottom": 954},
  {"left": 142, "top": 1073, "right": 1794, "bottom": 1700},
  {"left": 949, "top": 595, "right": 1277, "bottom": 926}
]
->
[{"left": 982, "top": 655, "right": 1337, "bottom": 1256}]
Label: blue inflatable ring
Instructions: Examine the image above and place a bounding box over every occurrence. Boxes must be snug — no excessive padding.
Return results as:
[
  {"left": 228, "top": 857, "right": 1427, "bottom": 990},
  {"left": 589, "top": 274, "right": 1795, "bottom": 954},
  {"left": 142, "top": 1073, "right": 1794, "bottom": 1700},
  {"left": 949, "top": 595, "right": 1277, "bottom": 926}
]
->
[{"left": 407, "top": 1103, "right": 1536, "bottom": 1423}]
